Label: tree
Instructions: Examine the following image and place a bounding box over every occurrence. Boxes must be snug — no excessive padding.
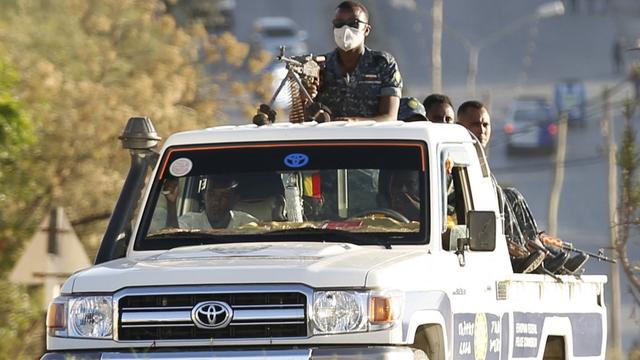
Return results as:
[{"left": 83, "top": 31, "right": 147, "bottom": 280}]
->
[
  {"left": 630, "top": 342, "right": 640, "bottom": 360},
  {"left": 0, "top": 50, "right": 36, "bottom": 275},
  {"left": 617, "top": 99, "right": 640, "bottom": 306},
  {"left": 0, "top": 0, "right": 271, "bottom": 257},
  {"left": 0, "top": 44, "right": 45, "bottom": 360},
  {"left": 0, "top": 279, "right": 44, "bottom": 358}
]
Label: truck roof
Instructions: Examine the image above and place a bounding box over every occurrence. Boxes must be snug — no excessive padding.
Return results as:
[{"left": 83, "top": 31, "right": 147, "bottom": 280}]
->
[{"left": 161, "top": 120, "right": 474, "bottom": 149}]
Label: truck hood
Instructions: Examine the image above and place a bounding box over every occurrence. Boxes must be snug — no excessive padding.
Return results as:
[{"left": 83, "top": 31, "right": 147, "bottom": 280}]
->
[{"left": 70, "top": 242, "right": 419, "bottom": 292}]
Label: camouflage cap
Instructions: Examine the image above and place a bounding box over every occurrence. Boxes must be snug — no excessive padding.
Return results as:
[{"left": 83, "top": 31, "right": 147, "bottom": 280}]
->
[{"left": 398, "top": 97, "right": 427, "bottom": 122}]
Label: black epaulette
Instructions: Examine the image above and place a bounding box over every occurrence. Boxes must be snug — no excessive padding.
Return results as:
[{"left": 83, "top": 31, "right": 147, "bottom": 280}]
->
[{"left": 369, "top": 50, "right": 396, "bottom": 66}]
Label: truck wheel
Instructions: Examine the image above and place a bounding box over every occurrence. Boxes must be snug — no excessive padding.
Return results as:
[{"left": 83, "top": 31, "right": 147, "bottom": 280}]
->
[
  {"left": 412, "top": 348, "right": 429, "bottom": 360},
  {"left": 542, "top": 336, "right": 565, "bottom": 360},
  {"left": 413, "top": 324, "right": 444, "bottom": 360}
]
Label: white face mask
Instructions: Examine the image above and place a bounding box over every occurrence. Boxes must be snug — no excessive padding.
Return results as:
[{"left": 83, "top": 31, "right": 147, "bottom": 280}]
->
[{"left": 333, "top": 25, "right": 365, "bottom": 51}]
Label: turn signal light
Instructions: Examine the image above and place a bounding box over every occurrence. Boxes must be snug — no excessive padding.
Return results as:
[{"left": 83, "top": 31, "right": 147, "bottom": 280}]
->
[
  {"left": 369, "top": 296, "right": 394, "bottom": 324},
  {"left": 547, "top": 123, "right": 558, "bottom": 136},
  {"left": 47, "top": 301, "right": 65, "bottom": 329}
]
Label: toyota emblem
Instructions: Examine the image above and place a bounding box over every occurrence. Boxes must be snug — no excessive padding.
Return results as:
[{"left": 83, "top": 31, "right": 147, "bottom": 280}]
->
[
  {"left": 283, "top": 153, "right": 309, "bottom": 168},
  {"left": 191, "top": 301, "right": 233, "bottom": 329}
]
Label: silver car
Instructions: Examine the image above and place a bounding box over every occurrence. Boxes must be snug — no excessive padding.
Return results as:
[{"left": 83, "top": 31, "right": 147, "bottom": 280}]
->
[{"left": 251, "top": 16, "right": 308, "bottom": 56}]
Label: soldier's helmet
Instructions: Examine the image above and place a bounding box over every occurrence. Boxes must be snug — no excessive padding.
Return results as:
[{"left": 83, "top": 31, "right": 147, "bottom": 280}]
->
[{"left": 398, "top": 97, "right": 427, "bottom": 122}]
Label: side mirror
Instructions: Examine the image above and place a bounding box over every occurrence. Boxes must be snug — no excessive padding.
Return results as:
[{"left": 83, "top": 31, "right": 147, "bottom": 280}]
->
[{"left": 467, "top": 210, "right": 496, "bottom": 251}]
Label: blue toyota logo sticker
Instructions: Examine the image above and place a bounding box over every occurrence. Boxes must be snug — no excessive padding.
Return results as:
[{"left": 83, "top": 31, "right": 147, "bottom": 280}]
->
[{"left": 284, "top": 153, "right": 309, "bottom": 168}]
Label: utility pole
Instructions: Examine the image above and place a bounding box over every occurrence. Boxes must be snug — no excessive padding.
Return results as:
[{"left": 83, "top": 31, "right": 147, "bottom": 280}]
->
[
  {"left": 466, "top": 47, "right": 478, "bottom": 97},
  {"left": 547, "top": 112, "right": 568, "bottom": 234},
  {"left": 431, "top": 0, "right": 443, "bottom": 93},
  {"left": 604, "top": 87, "right": 623, "bottom": 360}
]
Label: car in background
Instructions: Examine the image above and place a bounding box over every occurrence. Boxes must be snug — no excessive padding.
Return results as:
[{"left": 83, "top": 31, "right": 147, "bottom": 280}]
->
[
  {"left": 251, "top": 16, "right": 308, "bottom": 56},
  {"left": 214, "top": 0, "right": 236, "bottom": 32},
  {"left": 554, "top": 79, "right": 587, "bottom": 127},
  {"left": 504, "top": 96, "right": 558, "bottom": 155},
  {"left": 165, "top": 0, "right": 235, "bottom": 33}
]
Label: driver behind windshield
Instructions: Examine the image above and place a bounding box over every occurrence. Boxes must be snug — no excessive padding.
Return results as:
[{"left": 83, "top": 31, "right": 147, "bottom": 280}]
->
[
  {"left": 388, "top": 170, "right": 420, "bottom": 222},
  {"left": 166, "top": 175, "right": 258, "bottom": 229}
]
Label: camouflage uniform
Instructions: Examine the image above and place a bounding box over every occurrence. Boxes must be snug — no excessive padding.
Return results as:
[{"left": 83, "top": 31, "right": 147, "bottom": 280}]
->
[{"left": 316, "top": 47, "right": 403, "bottom": 118}]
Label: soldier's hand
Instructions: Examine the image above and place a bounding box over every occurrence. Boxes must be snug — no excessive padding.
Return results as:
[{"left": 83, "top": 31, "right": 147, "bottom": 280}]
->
[
  {"left": 253, "top": 104, "right": 277, "bottom": 125},
  {"left": 162, "top": 179, "right": 179, "bottom": 204},
  {"left": 305, "top": 102, "right": 332, "bottom": 123},
  {"left": 302, "top": 77, "right": 319, "bottom": 99}
]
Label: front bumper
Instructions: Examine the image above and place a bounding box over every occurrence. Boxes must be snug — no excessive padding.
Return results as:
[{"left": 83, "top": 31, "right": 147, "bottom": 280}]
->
[{"left": 41, "top": 346, "right": 418, "bottom": 360}]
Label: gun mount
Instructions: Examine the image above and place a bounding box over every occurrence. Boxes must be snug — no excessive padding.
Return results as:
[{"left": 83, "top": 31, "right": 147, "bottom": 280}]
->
[{"left": 253, "top": 46, "right": 329, "bottom": 125}]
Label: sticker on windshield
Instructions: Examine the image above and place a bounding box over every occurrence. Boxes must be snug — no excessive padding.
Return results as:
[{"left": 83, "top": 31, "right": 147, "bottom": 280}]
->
[
  {"left": 284, "top": 153, "right": 309, "bottom": 168},
  {"left": 169, "top": 157, "right": 193, "bottom": 177}
]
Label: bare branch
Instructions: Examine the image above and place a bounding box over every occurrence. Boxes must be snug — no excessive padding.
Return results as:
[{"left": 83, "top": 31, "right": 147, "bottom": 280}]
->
[{"left": 71, "top": 211, "right": 112, "bottom": 227}]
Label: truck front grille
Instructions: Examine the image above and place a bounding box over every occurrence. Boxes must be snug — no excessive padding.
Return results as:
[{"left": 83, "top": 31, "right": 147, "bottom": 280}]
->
[{"left": 116, "top": 288, "right": 308, "bottom": 341}]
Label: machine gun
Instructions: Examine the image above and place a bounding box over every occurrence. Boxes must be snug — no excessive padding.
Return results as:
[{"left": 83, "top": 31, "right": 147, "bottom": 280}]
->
[
  {"left": 539, "top": 233, "right": 617, "bottom": 263},
  {"left": 253, "top": 46, "right": 330, "bottom": 125}
]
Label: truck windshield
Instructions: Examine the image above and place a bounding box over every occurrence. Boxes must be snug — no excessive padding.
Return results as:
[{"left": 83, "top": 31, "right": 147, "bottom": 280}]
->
[{"left": 136, "top": 141, "right": 428, "bottom": 250}]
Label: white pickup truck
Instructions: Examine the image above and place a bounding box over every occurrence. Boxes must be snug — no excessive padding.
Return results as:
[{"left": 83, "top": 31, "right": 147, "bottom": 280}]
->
[{"left": 43, "top": 118, "right": 607, "bottom": 360}]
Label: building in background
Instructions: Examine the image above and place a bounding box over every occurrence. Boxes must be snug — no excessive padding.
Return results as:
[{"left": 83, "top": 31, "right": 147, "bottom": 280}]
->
[{"left": 10, "top": 207, "right": 91, "bottom": 309}]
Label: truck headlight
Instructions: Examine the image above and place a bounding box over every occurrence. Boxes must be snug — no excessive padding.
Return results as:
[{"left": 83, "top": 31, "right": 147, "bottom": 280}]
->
[
  {"left": 48, "top": 296, "right": 113, "bottom": 339},
  {"left": 312, "top": 291, "right": 367, "bottom": 334},
  {"left": 48, "top": 295, "right": 113, "bottom": 339},
  {"left": 311, "top": 290, "right": 402, "bottom": 335}
]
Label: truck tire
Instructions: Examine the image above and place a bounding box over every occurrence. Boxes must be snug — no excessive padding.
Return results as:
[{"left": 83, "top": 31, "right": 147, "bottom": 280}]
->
[
  {"left": 413, "top": 324, "right": 444, "bottom": 360},
  {"left": 412, "top": 348, "right": 429, "bottom": 360},
  {"left": 542, "top": 336, "right": 566, "bottom": 360}
]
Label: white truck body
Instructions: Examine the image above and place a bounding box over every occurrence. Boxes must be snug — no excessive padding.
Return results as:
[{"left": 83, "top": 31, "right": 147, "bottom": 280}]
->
[{"left": 44, "top": 121, "right": 607, "bottom": 360}]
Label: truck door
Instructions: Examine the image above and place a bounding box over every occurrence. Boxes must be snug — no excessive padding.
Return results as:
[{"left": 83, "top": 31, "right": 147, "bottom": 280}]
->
[{"left": 439, "top": 144, "right": 507, "bottom": 360}]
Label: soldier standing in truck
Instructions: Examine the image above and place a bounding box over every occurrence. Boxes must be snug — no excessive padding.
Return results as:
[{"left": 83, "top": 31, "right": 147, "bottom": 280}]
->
[{"left": 303, "top": 1, "right": 403, "bottom": 122}]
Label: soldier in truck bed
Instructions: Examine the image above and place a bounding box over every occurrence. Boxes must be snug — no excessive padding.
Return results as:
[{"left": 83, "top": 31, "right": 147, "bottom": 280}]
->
[
  {"left": 303, "top": 1, "right": 403, "bottom": 122},
  {"left": 456, "top": 101, "right": 545, "bottom": 273},
  {"left": 456, "top": 101, "right": 587, "bottom": 274}
]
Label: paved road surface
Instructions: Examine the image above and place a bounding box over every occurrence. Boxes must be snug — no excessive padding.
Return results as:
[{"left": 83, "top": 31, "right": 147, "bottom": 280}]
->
[{"left": 229, "top": 0, "right": 640, "bottom": 350}]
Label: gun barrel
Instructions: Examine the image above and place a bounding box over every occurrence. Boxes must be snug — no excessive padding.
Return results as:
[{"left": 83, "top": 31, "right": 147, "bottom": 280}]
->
[
  {"left": 278, "top": 56, "right": 302, "bottom": 68},
  {"left": 562, "top": 245, "right": 617, "bottom": 263}
]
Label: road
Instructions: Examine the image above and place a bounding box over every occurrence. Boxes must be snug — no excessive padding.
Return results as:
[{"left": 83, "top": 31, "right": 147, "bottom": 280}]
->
[{"left": 229, "top": 0, "right": 640, "bottom": 350}]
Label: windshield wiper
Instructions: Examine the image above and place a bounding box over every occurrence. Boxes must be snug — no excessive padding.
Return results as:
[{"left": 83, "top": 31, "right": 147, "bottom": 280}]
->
[
  {"left": 263, "top": 228, "right": 392, "bottom": 249},
  {"left": 146, "top": 230, "right": 228, "bottom": 240}
]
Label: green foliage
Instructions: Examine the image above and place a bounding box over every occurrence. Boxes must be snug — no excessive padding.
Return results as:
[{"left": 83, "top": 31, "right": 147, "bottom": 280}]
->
[
  {"left": 617, "top": 98, "right": 640, "bottom": 309},
  {"left": 0, "top": 0, "right": 270, "bottom": 352},
  {"left": 0, "top": 280, "right": 44, "bottom": 358},
  {"left": 0, "top": 1, "right": 271, "bottom": 354},
  {"left": 619, "top": 102, "right": 639, "bottom": 206},
  {"left": 0, "top": 54, "right": 33, "bottom": 166},
  {"left": 0, "top": 0, "right": 270, "bottom": 257},
  {"left": 0, "top": 52, "right": 36, "bottom": 275}
]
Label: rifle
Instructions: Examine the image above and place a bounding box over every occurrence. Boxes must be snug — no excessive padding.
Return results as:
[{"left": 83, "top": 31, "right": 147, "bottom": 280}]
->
[
  {"left": 253, "top": 46, "right": 330, "bottom": 125},
  {"left": 539, "top": 233, "right": 616, "bottom": 263}
]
